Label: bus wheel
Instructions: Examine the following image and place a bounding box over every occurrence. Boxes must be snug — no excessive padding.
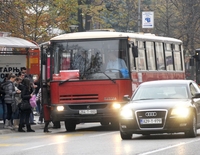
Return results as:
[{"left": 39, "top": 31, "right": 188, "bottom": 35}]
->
[{"left": 65, "top": 120, "right": 76, "bottom": 132}]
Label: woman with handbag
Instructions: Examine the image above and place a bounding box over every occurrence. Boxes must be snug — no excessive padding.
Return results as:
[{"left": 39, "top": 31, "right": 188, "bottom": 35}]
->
[{"left": 18, "top": 78, "right": 35, "bottom": 132}]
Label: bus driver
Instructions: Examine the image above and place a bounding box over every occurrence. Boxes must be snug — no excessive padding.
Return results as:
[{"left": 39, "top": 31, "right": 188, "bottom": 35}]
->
[{"left": 106, "top": 51, "right": 127, "bottom": 70}]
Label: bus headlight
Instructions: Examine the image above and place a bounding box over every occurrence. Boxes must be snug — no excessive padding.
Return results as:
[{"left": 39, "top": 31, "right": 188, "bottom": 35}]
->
[
  {"left": 120, "top": 109, "right": 133, "bottom": 119},
  {"left": 112, "top": 102, "right": 121, "bottom": 109},
  {"left": 57, "top": 106, "right": 64, "bottom": 111},
  {"left": 171, "top": 107, "right": 189, "bottom": 118}
]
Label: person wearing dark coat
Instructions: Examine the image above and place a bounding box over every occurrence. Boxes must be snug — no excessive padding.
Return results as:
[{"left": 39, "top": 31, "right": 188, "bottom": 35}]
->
[
  {"left": 18, "top": 78, "right": 35, "bottom": 132},
  {"left": 1, "top": 73, "right": 20, "bottom": 129}
]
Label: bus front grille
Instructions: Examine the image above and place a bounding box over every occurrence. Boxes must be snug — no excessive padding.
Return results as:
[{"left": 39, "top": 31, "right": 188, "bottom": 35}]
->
[{"left": 60, "top": 94, "right": 98, "bottom": 101}]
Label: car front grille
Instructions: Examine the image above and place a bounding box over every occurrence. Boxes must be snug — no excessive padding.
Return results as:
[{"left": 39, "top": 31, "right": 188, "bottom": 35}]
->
[{"left": 135, "top": 110, "right": 167, "bottom": 129}]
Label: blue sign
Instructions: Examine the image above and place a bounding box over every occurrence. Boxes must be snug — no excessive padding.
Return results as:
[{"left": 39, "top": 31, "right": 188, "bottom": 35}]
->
[{"left": 142, "top": 11, "right": 154, "bottom": 28}]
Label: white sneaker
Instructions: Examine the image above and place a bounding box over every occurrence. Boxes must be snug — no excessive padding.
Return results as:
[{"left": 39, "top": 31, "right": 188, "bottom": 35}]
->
[{"left": 4, "top": 125, "right": 13, "bottom": 129}]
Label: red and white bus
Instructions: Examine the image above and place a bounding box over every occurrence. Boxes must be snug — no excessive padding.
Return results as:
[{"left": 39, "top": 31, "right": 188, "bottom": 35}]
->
[{"left": 40, "top": 31, "right": 185, "bottom": 131}]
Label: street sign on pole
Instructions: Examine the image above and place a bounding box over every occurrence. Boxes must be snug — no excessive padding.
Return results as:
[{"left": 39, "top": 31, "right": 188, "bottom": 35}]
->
[{"left": 142, "top": 11, "right": 154, "bottom": 29}]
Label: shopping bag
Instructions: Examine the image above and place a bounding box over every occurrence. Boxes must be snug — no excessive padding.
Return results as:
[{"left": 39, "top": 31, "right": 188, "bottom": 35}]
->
[{"left": 30, "top": 95, "right": 37, "bottom": 108}]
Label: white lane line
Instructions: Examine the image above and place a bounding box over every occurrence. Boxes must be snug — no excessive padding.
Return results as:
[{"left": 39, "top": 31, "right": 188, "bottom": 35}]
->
[
  {"left": 23, "top": 131, "right": 118, "bottom": 151},
  {"left": 89, "top": 131, "right": 118, "bottom": 137},
  {"left": 23, "top": 141, "right": 68, "bottom": 151},
  {"left": 139, "top": 138, "right": 200, "bottom": 155}
]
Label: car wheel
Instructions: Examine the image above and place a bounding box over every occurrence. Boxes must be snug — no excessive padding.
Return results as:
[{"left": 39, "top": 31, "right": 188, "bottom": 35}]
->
[
  {"left": 120, "top": 131, "right": 132, "bottom": 140},
  {"left": 185, "top": 113, "right": 197, "bottom": 138},
  {"left": 65, "top": 120, "right": 76, "bottom": 132}
]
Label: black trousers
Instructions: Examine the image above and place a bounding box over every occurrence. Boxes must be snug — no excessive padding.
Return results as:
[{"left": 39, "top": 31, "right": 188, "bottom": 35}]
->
[{"left": 19, "top": 110, "right": 31, "bottom": 125}]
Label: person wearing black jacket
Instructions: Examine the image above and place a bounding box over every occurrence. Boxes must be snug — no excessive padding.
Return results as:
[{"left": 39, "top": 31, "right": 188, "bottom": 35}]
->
[
  {"left": 18, "top": 78, "right": 35, "bottom": 132},
  {"left": 0, "top": 81, "right": 5, "bottom": 123},
  {"left": 1, "top": 73, "right": 20, "bottom": 129}
]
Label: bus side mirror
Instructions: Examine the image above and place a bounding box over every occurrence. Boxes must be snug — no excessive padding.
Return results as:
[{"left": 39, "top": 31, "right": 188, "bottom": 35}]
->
[{"left": 132, "top": 46, "right": 138, "bottom": 58}]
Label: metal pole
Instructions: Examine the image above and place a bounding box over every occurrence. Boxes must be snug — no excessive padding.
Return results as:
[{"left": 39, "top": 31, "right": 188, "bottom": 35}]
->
[{"left": 138, "top": 0, "right": 141, "bottom": 32}]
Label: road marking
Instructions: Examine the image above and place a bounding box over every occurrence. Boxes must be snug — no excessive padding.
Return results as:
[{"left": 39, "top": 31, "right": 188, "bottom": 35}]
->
[
  {"left": 0, "top": 143, "right": 23, "bottom": 147},
  {"left": 138, "top": 138, "right": 200, "bottom": 155},
  {"left": 89, "top": 131, "right": 118, "bottom": 137},
  {"left": 23, "top": 131, "right": 118, "bottom": 151},
  {"left": 23, "top": 141, "right": 69, "bottom": 150}
]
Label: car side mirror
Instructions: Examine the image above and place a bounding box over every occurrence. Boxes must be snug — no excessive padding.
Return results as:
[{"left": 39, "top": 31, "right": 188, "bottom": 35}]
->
[
  {"left": 123, "top": 95, "right": 131, "bottom": 101},
  {"left": 193, "top": 92, "right": 200, "bottom": 99}
]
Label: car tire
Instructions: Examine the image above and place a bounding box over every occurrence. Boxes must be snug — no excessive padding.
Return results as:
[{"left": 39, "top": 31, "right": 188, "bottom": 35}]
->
[
  {"left": 120, "top": 131, "right": 132, "bottom": 140},
  {"left": 65, "top": 120, "right": 76, "bottom": 132},
  {"left": 185, "top": 113, "right": 197, "bottom": 138}
]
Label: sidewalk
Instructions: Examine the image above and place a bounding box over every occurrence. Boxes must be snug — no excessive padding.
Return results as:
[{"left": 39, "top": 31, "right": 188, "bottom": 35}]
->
[{"left": 0, "top": 114, "right": 41, "bottom": 134}]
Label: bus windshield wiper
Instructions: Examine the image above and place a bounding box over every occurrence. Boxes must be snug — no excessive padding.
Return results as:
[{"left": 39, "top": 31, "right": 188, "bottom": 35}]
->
[
  {"left": 97, "top": 72, "right": 116, "bottom": 84},
  {"left": 59, "top": 78, "right": 79, "bottom": 85},
  {"left": 59, "top": 79, "right": 70, "bottom": 85}
]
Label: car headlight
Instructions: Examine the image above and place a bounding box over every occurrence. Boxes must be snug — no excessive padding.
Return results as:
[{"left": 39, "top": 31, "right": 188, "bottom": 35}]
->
[
  {"left": 171, "top": 107, "right": 190, "bottom": 118},
  {"left": 57, "top": 106, "right": 64, "bottom": 111},
  {"left": 120, "top": 109, "right": 133, "bottom": 119}
]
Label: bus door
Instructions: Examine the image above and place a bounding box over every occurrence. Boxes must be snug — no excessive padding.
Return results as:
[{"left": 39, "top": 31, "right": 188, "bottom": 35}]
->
[{"left": 40, "top": 44, "right": 51, "bottom": 121}]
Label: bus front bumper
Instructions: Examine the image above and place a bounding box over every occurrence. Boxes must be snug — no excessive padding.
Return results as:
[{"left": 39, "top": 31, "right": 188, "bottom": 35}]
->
[{"left": 50, "top": 103, "right": 122, "bottom": 123}]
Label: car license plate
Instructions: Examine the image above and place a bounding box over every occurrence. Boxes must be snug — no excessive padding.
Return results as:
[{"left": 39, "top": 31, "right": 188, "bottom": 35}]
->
[
  {"left": 140, "top": 118, "right": 162, "bottom": 124},
  {"left": 79, "top": 109, "right": 97, "bottom": 115}
]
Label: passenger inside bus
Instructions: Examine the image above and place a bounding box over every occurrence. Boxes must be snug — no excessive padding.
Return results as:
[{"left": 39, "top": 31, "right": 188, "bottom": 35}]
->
[{"left": 106, "top": 51, "right": 128, "bottom": 78}]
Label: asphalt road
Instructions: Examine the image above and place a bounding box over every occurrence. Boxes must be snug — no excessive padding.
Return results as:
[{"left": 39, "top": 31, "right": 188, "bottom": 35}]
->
[{"left": 1, "top": 117, "right": 200, "bottom": 155}]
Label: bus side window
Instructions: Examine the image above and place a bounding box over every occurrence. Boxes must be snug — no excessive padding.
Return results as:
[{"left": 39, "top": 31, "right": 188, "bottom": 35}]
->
[
  {"left": 173, "top": 44, "right": 182, "bottom": 71},
  {"left": 146, "top": 41, "right": 156, "bottom": 70},
  {"left": 155, "top": 42, "right": 165, "bottom": 70},
  {"left": 165, "top": 43, "right": 173, "bottom": 71}
]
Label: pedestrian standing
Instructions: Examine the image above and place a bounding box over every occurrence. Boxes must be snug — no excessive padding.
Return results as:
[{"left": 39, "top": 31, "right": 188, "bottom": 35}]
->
[
  {"left": 18, "top": 78, "right": 35, "bottom": 132},
  {"left": 1, "top": 73, "right": 20, "bottom": 129},
  {"left": 12, "top": 77, "right": 22, "bottom": 130}
]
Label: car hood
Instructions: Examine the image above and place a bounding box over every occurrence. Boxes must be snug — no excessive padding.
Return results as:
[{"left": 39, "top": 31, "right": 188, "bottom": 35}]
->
[{"left": 123, "top": 99, "right": 192, "bottom": 110}]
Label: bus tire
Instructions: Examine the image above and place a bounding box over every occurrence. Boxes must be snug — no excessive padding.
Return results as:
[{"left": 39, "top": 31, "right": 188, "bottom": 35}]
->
[{"left": 65, "top": 120, "right": 76, "bottom": 132}]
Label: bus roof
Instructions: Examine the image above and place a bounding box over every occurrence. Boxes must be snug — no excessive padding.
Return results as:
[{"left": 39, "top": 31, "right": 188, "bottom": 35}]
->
[
  {"left": 50, "top": 31, "right": 182, "bottom": 44},
  {"left": 0, "top": 37, "right": 39, "bottom": 48}
]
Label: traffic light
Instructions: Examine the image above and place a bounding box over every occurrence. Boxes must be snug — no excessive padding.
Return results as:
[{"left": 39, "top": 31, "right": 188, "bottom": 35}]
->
[{"left": 194, "top": 49, "right": 200, "bottom": 61}]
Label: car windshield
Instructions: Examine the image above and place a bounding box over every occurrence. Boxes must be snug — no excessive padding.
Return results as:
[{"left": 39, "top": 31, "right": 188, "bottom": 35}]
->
[{"left": 132, "top": 84, "right": 188, "bottom": 100}]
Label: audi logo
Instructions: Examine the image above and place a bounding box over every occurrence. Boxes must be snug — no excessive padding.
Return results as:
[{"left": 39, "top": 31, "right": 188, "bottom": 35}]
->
[{"left": 145, "top": 112, "right": 157, "bottom": 117}]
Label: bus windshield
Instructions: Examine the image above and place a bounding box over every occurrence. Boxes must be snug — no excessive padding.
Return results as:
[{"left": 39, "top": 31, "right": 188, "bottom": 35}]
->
[{"left": 51, "top": 39, "right": 129, "bottom": 80}]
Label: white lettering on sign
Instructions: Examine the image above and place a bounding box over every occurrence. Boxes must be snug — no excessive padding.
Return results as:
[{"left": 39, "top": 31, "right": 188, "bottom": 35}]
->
[{"left": 0, "top": 55, "right": 26, "bottom": 82}]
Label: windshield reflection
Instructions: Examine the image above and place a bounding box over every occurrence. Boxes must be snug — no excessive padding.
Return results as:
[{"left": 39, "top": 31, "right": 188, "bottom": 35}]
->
[
  {"left": 133, "top": 85, "right": 189, "bottom": 100},
  {"left": 52, "top": 39, "right": 129, "bottom": 80}
]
